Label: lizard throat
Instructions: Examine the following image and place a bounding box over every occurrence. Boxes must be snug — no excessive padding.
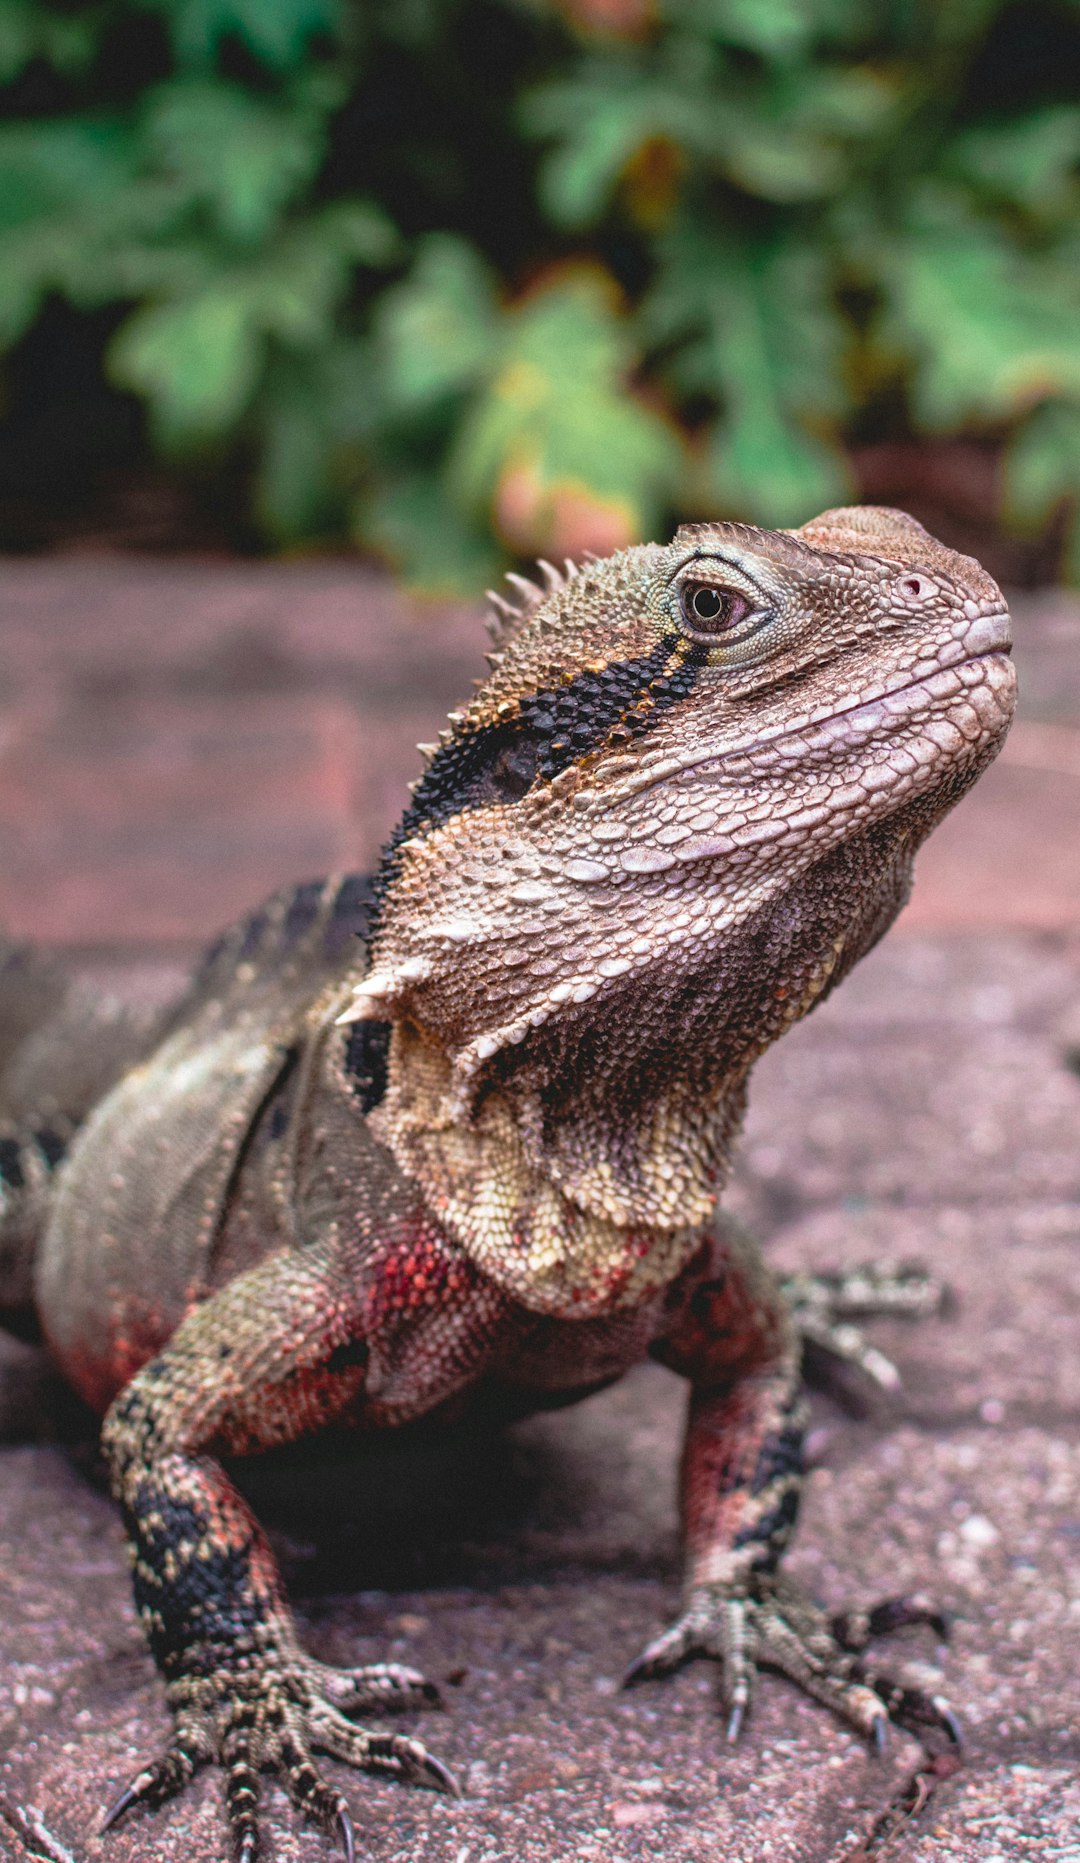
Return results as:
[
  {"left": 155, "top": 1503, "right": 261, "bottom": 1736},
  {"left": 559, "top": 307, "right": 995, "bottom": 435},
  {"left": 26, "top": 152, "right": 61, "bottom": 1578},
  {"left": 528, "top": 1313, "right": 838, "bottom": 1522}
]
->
[
  {"left": 365, "top": 1018, "right": 737, "bottom": 1317},
  {"left": 362, "top": 835, "right": 893, "bottom": 1319}
]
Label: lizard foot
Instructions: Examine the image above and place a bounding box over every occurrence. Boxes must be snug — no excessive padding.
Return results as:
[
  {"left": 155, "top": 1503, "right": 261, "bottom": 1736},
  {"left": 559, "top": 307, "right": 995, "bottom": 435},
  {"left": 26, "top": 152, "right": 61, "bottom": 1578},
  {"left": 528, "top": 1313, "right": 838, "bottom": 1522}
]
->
[
  {"left": 780, "top": 1261, "right": 947, "bottom": 1403},
  {"left": 102, "top": 1656, "right": 457, "bottom": 1861},
  {"left": 624, "top": 1569, "right": 959, "bottom": 1751}
]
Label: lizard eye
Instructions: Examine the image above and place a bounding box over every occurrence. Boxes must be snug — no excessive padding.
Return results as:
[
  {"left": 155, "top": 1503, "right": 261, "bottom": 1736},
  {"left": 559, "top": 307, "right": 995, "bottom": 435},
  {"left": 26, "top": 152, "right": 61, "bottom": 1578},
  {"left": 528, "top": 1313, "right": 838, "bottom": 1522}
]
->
[
  {"left": 893, "top": 571, "right": 939, "bottom": 603},
  {"left": 680, "top": 583, "right": 752, "bottom": 639}
]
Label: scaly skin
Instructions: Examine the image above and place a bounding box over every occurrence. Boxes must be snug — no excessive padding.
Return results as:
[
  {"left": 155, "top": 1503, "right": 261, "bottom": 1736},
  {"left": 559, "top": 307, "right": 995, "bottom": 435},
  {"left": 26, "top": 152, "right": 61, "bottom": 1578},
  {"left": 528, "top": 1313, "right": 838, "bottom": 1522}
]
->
[{"left": 0, "top": 508, "right": 1015, "bottom": 1857}]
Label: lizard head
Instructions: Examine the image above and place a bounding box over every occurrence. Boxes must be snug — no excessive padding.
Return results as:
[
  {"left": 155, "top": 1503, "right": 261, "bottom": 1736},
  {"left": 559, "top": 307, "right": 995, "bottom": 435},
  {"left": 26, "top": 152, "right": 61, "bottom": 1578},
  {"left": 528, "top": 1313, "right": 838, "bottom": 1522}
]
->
[{"left": 349, "top": 506, "right": 1016, "bottom": 1114}]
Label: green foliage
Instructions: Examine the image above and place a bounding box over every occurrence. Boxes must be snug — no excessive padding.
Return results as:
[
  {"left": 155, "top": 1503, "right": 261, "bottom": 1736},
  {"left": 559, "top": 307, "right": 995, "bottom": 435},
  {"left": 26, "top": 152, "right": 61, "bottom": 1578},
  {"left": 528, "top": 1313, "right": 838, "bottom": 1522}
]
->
[
  {"left": 140, "top": 0, "right": 346, "bottom": 70},
  {"left": 449, "top": 270, "right": 683, "bottom": 543},
  {"left": 879, "top": 184, "right": 1080, "bottom": 427},
  {"left": 643, "top": 222, "right": 850, "bottom": 524},
  {"left": 1, "top": 0, "right": 1079, "bottom": 583},
  {"left": 1004, "top": 398, "right": 1080, "bottom": 580}
]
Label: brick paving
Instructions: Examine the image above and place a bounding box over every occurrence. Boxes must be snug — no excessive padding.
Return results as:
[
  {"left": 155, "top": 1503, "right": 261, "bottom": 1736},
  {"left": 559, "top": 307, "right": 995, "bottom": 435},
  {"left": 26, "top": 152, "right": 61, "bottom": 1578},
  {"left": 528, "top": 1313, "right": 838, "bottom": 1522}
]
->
[{"left": 0, "top": 558, "right": 1078, "bottom": 1863}]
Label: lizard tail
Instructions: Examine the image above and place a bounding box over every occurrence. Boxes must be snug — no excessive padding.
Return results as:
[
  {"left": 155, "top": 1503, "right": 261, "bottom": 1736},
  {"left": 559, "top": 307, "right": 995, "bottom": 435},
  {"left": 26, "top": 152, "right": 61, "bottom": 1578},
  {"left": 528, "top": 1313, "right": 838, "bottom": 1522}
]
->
[{"left": 0, "top": 941, "right": 155, "bottom": 1328}]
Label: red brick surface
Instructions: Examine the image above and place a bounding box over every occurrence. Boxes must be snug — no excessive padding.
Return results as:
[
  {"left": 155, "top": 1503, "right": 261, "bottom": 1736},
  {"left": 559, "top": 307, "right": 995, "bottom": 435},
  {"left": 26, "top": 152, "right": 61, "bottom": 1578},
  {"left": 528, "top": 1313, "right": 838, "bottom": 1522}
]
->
[
  {"left": 0, "top": 558, "right": 481, "bottom": 949},
  {"left": 0, "top": 559, "right": 1078, "bottom": 1863}
]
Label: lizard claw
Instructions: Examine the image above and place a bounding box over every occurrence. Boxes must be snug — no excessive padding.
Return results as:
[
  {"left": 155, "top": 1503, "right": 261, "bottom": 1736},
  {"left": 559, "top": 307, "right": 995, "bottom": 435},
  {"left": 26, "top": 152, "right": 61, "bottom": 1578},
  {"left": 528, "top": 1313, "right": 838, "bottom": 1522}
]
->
[
  {"left": 101, "top": 1746, "right": 197, "bottom": 1833},
  {"left": 336, "top": 1805, "right": 356, "bottom": 1863},
  {"left": 622, "top": 1617, "right": 697, "bottom": 1686},
  {"left": 100, "top": 1782, "right": 140, "bottom": 1833},
  {"left": 98, "top": 1659, "right": 452, "bottom": 1859},
  {"left": 414, "top": 1751, "right": 462, "bottom": 1797}
]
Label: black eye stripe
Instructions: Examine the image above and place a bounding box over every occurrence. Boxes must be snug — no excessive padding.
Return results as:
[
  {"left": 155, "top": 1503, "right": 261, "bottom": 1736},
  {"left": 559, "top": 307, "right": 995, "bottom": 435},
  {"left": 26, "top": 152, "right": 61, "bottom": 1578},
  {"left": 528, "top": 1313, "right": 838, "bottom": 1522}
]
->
[{"left": 372, "top": 632, "right": 707, "bottom": 914}]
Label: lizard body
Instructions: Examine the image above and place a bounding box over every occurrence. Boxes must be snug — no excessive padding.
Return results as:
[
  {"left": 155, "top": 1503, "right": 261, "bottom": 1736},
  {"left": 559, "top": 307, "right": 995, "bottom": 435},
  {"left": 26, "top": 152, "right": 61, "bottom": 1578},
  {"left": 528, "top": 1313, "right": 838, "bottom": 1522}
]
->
[{"left": 0, "top": 507, "right": 1016, "bottom": 1858}]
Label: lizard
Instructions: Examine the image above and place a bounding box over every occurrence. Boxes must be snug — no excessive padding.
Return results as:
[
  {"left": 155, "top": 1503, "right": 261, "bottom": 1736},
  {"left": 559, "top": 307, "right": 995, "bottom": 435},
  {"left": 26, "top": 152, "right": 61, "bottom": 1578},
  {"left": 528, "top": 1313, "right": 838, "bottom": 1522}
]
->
[{"left": 0, "top": 504, "right": 1016, "bottom": 1861}]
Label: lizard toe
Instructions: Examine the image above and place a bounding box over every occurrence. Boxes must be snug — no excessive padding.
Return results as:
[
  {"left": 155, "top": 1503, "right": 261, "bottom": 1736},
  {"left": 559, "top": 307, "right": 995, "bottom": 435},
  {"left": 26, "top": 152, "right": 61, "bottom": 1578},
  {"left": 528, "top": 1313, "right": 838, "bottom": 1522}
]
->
[
  {"left": 307, "top": 1656, "right": 443, "bottom": 1715},
  {"left": 309, "top": 1705, "right": 459, "bottom": 1795},
  {"left": 623, "top": 1618, "right": 699, "bottom": 1685},
  {"left": 831, "top": 1592, "right": 951, "bottom": 1651},
  {"left": 101, "top": 1736, "right": 205, "bottom": 1832}
]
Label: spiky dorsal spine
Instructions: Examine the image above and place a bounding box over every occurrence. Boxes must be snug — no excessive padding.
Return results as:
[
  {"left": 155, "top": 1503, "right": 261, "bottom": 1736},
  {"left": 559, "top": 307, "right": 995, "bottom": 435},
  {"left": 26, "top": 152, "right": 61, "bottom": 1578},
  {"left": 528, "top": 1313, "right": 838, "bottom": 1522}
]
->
[
  {"left": 412, "top": 558, "right": 586, "bottom": 780},
  {"left": 484, "top": 558, "right": 581, "bottom": 651}
]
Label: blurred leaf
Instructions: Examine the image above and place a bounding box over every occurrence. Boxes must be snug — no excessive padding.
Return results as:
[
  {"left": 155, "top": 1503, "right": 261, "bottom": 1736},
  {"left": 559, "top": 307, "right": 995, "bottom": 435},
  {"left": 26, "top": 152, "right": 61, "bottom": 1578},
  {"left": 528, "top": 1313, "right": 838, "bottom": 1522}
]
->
[
  {"left": 109, "top": 287, "right": 262, "bottom": 441},
  {"left": 108, "top": 200, "right": 398, "bottom": 445},
  {"left": 142, "top": 79, "right": 329, "bottom": 241},
  {"left": 619, "top": 133, "right": 685, "bottom": 229},
  {"left": 643, "top": 222, "right": 849, "bottom": 521},
  {"left": 682, "top": 0, "right": 829, "bottom": 60},
  {"left": 0, "top": 118, "right": 135, "bottom": 238},
  {"left": 451, "top": 268, "right": 683, "bottom": 553},
  {"left": 0, "top": 117, "right": 136, "bottom": 342},
  {"left": 721, "top": 63, "right": 898, "bottom": 203},
  {"left": 523, "top": 62, "right": 675, "bottom": 229},
  {"left": 882, "top": 188, "right": 1080, "bottom": 426},
  {"left": 706, "top": 402, "right": 848, "bottom": 525},
  {"left": 526, "top": 37, "right": 899, "bottom": 231},
  {"left": 257, "top": 200, "right": 400, "bottom": 335},
  {"left": 253, "top": 338, "right": 382, "bottom": 538},
  {"left": 138, "top": 0, "right": 345, "bottom": 69},
  {"left": 253, "top": 355, "right": 341, "bottom": 537},
  {"left": 948, "top": 109, "right": 1080, "bottom": 220},
  {"left": 1, "top": 0, "right": 1079, "bottom": 578},
  {"left": 918, "top": 0, "right": 1003, "bottom": 50},
  {"left": 372, "top": 234, "right": 498, "bottom": 416},
  {"left": 0, "top": 0, "right": 100, "bottom": 83},
  {"left": 1003, "top": 400, "right": 1080, "bottom": 531}
]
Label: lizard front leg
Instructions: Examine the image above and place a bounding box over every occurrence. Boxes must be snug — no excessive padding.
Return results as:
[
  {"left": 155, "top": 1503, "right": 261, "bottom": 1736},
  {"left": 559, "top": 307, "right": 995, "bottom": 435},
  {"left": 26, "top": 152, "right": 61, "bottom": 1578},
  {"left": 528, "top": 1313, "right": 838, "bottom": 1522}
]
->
[
  {"left": 629, "top": 1237, "right": 960, "bottom": 1750},
  {"left": 99, "top": 1236, "right": 481, "bottom": 1861}
]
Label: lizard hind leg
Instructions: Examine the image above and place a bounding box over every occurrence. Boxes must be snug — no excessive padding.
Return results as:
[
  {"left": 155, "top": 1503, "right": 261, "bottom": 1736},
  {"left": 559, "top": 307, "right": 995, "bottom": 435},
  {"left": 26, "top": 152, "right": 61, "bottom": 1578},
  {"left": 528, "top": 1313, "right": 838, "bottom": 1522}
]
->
[{"left": 780, "top": 1261, "right": 947, "bottom": 1406}]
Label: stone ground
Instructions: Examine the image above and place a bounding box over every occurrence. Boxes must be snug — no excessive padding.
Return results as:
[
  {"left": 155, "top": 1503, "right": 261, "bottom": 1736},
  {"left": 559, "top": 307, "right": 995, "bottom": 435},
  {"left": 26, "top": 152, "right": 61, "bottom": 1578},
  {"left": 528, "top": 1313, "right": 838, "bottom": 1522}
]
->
[{"left": 0, "top": 558, "right": 1078, "bottom": 1863}]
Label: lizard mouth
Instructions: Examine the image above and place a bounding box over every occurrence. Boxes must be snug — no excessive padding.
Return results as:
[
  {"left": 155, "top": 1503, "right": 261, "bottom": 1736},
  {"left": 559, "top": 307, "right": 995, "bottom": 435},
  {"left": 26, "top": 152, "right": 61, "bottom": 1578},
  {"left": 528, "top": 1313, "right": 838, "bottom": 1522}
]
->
[{"left": 605, "top": 626, "right": 1014, "bottom": 804}]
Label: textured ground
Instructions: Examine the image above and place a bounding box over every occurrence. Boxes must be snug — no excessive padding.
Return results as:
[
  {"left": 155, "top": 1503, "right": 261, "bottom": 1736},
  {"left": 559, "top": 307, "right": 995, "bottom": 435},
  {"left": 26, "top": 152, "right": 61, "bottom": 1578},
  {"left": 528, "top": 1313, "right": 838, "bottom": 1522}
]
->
[{"left": 0, "top": 558, "right": 1078, "bottom": 1863}]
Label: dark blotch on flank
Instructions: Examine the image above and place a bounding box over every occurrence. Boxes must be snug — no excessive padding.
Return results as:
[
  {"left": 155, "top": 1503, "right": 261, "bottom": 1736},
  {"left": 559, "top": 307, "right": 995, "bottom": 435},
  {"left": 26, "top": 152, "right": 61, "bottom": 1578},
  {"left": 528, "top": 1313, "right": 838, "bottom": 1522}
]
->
[
  {"left": 344, "top": 1018, "right": 391, "bottom": 1112},
  {"left": 282, "top": 878, "right": 325, "bottom": 949},
  {"left": 0, "top": 1136, "right": 24, "bottom": 1190},
  {"left": 322, "top": 873, "right": 375, "bottom": 962}
]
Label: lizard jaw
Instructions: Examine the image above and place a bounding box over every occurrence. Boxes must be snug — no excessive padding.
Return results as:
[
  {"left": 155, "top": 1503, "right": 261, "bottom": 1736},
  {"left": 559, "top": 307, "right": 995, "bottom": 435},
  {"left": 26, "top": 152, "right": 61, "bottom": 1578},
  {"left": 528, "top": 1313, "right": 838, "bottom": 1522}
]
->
[{"left": 574, "top": 622, "right": 1013, "bottom": 816}]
